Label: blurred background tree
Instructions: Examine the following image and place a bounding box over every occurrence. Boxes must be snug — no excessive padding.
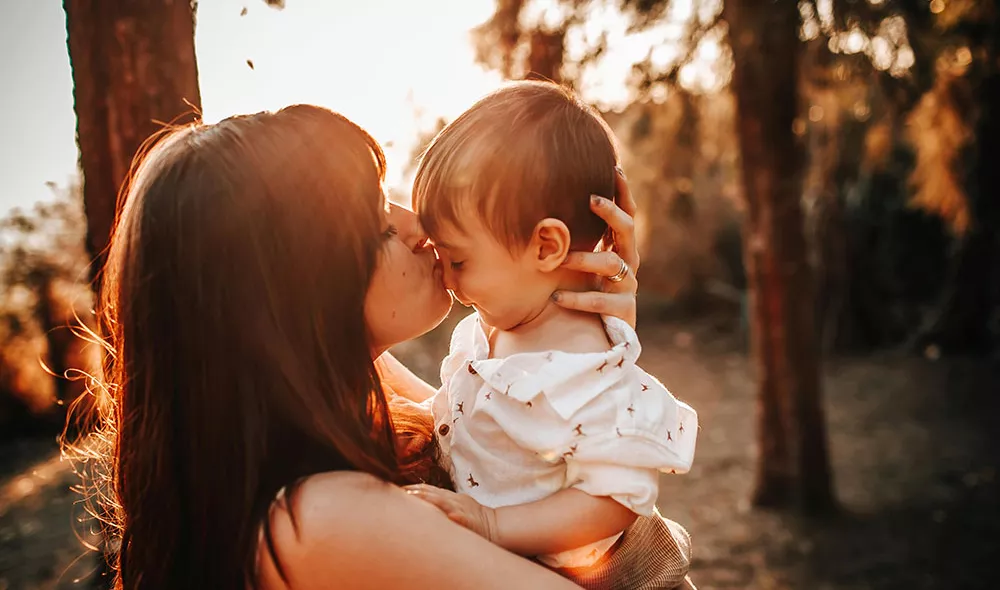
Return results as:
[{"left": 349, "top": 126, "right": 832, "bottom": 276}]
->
[
  {"left": 470, "top": 0, "right": 998, "bottom": 353},
  {"left": 63, "top": 0, "right": 202, "bottom": 288},
  {"left": 0, "top": 184, "right": 95, "bottom": 440},
  {"left": 466, "top": 0, "right": 999, "bottom": 512}
]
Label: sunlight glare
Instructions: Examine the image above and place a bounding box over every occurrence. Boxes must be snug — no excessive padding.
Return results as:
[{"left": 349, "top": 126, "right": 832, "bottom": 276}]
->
[
  {"left": 881, "top": 16, "right": 908, "bottom": 45},
  {"left": 817, "top": 0, "right": 835, "bottom": 32},
  {"left": 869, "top": 36, "right": 894, "bottom": 71},
  {"left": 521, "top": 0, "right": 571, "bottom": 31},
  {"left": 651, "top": 44, "right": 681, "bottom": 69},
  {"left": 698, "top": 38, "right": 721, "bottom": 62},
  {"left": 895, "top": 45, "right": 916, "bottom": 70},
  {"left": 679, "top": 63, "right": 699, "bottom": 89},
  {"left": 844, "top": 29, "right": 868, "bottom": 54},
  {"left": 668, "top": 0, "right": 695, "bottom": 22},
  {"left": 193, "top": 0, "right": 502, "bottom": 191}
]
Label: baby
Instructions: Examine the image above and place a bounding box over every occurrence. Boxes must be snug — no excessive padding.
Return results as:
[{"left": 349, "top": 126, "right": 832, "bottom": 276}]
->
[{"left": 408, "top": 81, "right": 698, "bottom": 588}]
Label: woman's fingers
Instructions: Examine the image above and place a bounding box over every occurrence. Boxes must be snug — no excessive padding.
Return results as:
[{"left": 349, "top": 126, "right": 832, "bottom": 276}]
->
[
  {"left": 405, "top": 485, "right": 458, "bottom": 514},
  {"left": 561, "top": 250, "right": 630, "bottom": 280},
  {"left": 590, "top": 195, "right": 640, "bottom": 272},
  {"left": 556, "top": 249, "right": 638, "bottom": 328},
  {"left": 614, "top": 167, "right": 638, "bottom": 217},
  {"left": 560, "top": 251, "right": 637, "bottom": 295},
  {"left": 552, "top": 291, "right": 637, "bottom": 329}
]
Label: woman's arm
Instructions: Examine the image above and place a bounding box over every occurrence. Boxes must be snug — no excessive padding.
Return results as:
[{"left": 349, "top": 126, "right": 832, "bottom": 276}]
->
[
  {"left": 376, "top": 352, "right": 437, "bottom": 403},
  {"left": 405, "top": 485, "right": 637, "bottom": 557},
  {"left": 257, "top": 472, "right": 581, "bottom": 590}
]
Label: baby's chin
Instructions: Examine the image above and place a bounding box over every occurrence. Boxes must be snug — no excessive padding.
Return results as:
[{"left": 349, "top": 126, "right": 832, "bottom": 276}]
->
[
  {"left": 474, "top": 305, "right": 544, "bottom": 332},
  {"left": 471, "top": 305, "right": 511, "bottom": 330}
]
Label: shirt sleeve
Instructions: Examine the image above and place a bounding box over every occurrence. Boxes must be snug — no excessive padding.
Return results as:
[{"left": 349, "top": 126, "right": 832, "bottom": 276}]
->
[
  {"left": 476, "top": 358, "right": 698, "bottom": 516},
  {"left": 438, "top": 313, "right": 480, "bottom": 391},
  {"left": 565, "top": 461, "right": 662, "bottom": 515},
  {"left": 563, "top": 372, "right": 697, "bottom": 515}
]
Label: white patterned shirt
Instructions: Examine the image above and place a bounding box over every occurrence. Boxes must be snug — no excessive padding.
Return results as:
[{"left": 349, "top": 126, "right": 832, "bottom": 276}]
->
[{"left": 432, "top": 312, "right": 698, "bottom": 568}]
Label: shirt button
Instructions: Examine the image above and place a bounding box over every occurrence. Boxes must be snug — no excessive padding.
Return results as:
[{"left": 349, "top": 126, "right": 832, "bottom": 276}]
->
[{"left": 438, "top": 424, "right": 451, "bottom": 436}]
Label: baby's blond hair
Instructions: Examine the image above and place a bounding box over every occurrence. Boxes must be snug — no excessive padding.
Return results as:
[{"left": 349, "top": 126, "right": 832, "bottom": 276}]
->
[{"left": 414, "top": 81, "right": 619, "bottom": 251}]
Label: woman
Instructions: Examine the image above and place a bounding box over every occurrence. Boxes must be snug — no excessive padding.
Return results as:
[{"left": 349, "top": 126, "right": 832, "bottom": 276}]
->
[{"left": 75, "top": 104, "right": 645, "bottom": 589}]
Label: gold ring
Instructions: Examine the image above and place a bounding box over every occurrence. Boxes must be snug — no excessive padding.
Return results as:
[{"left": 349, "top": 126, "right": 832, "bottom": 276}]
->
[{"left": 607, "top": 258, "right": 629, "bottom": 283}]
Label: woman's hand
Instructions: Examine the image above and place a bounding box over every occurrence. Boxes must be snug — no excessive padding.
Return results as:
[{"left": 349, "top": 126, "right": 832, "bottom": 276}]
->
[
  {"left": 405, "top": 484, "right": 499, "bottom": 544},
  {"left": 553, "top": 168, "right": 640, "bottom": 328}
]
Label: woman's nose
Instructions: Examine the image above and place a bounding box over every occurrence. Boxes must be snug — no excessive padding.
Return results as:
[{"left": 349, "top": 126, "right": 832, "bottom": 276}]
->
[
  {"left": 411, "top": 225, "right": 431, "bottom": 253},
  {"left": 388, "top": 203, "right": 429, "bottom": 250}
]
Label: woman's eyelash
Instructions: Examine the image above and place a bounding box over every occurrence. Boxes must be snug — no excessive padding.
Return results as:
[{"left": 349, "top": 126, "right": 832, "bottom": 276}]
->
[
  {"left": 450, "top": 261, "right": 464, "bottom": 270},
  {"left": 382, "top": 224, "right": 399, "bottom": 239}
]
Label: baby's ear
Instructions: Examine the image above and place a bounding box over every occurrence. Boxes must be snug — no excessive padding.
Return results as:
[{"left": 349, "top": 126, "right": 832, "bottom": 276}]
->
[{"left": 529, "top": 218, "right": 571, "bottom": 272}]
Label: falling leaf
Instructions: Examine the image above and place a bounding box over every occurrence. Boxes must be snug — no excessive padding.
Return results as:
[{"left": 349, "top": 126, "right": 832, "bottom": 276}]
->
[
  {"left": 240, "top": 7, "right": 248, "bottom": 16},
  {"left": 246, "top": 59, "right": 255, "bottom": 70}
]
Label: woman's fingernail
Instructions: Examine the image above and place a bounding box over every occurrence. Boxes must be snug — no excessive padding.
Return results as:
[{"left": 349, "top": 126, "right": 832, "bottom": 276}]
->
[
  {"left": 550, "top": 291, "right": 562, "bottom": 302},
  {"left": 591, "top": 195, "right": 604, "bottom": 207}
]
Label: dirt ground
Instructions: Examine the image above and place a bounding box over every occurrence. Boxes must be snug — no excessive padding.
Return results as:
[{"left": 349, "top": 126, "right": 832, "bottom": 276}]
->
[{"left": 1, "top": 315, "right": 998, "bottom": 589}]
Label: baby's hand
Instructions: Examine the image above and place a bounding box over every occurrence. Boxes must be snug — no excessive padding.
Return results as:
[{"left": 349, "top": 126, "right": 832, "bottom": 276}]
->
[{"left": 405, "top": 484, "right": 499, "bottom": 543}]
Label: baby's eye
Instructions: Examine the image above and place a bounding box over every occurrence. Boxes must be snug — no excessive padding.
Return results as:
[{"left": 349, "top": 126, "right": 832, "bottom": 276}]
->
[
  {"left": 450, "top": 260, "right": 465, "bottom": 271},
  {"left": 381, "top": 224, "right": 399, "bottom": 239}
]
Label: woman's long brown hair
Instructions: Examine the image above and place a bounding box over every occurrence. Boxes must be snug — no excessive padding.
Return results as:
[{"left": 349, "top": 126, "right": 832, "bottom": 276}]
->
[{"left": 66, "top": 105, "right": 445, "bottom": 590}]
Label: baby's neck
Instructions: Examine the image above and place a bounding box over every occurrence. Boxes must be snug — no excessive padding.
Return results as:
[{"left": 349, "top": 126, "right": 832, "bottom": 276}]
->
[{"left": 488, "top": 301, "right": 610, "bottom": 359}]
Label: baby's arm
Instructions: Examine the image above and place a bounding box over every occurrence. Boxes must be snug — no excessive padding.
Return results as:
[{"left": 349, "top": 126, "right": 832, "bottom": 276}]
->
[
  {"left": 492, "top": 488, "right": 637, "bottom": 555},
  {"left": 405, "top": 485, "right": 637, "bottom": 556}
]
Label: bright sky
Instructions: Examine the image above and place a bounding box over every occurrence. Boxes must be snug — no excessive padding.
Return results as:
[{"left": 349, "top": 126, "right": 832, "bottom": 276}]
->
[{"left": 0, "top": 0, "right": 504, "bottom": 216}]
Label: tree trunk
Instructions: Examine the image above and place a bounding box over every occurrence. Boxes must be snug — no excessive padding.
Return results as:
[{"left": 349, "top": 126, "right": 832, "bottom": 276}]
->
[
  {"left": 63, "top": 0, "right": 202, "bottom": 288},
  {"left": 63, "top": 3, "right": 200, "bottom": 585},
  {"left": 724, "top": 0, "right": 836, "bottom": 513},
  {"left": 526, "top": 29, "right": 565, "bottom": 83},
  {"left": 916, "top": 3, "right": 1000, "bottom": 355},
  {"left": 983, "top": 31, "right": 1000, "bottom": 359}
]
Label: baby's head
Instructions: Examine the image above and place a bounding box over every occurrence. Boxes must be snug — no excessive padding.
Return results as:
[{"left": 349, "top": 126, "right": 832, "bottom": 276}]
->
[{"left": 413, "top": 81, "right": 619, "bottom": 330}]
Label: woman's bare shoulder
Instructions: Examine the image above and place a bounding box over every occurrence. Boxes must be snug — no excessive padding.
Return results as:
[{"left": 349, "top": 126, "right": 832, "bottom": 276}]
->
[
  {"left": 267, "top": 471, "right": 398, "bottom": 539},
  {"left": 257, "top": 471, "right": 580, "bottom": 590},
  {"left": 256, "top": 471, "right": 399, "bottom": 588},
  {"left": 291, "top": 470, "right": 391, "bottom": 513}
]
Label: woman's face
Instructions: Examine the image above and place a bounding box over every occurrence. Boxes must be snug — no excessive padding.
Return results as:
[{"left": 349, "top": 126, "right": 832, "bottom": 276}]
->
[{"left": 365, "top": 202, "right": 453, "bottom": 355}]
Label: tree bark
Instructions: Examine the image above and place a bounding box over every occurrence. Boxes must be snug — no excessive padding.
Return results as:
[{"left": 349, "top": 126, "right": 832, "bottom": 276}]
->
[
  {"left": 63, "top": 0, "right": 202, "bottom": 288},
  {"left": 526, "top": 29, "right": 565, "bottom": 82},
  {"left": 724, "top": 0, "right": 836, "bottom": 513},
  {"left": 63, "top": 4, "right": 201, "bottom": 585}
]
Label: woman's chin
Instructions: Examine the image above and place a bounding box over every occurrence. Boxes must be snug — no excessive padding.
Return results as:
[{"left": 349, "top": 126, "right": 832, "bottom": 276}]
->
[
  {"left": 414, "top": 287, "right": 455, "bottom": 337},
  {"left": 431, "top": 290, "right": 455, "bottom": 325}
]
